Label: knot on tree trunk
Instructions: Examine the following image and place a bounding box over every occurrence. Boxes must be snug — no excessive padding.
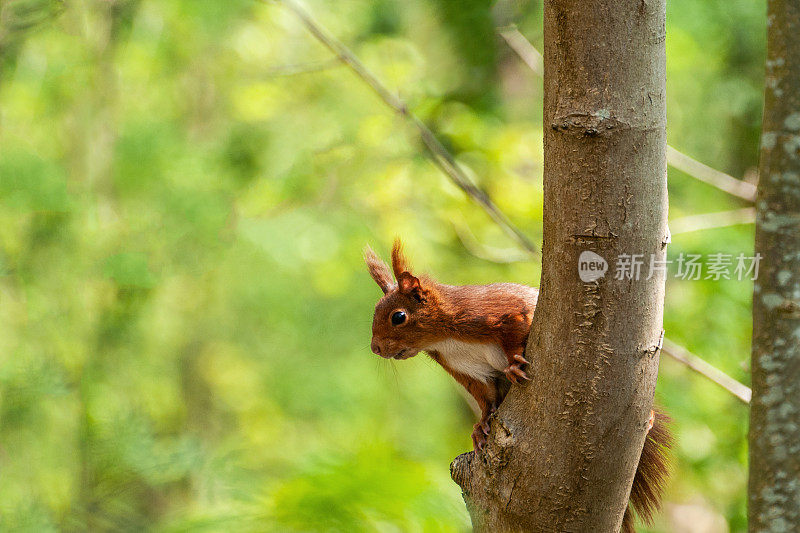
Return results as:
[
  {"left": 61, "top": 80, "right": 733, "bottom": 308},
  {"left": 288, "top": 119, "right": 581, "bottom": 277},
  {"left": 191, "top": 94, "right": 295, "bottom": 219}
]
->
[{"left": 551, "top": 111, "right": 630, "bottom": 137}]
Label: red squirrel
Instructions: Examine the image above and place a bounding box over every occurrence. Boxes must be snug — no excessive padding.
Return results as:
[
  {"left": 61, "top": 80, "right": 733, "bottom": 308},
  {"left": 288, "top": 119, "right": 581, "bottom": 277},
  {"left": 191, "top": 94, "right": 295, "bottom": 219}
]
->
[{"left": 366, "top": 240, "right": 672, "bottom": 532}]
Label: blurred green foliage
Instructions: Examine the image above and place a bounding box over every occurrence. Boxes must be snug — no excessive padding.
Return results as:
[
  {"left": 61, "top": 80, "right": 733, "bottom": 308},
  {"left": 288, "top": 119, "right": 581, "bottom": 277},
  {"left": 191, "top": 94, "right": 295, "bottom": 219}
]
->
[{"left": 0, "top": 0, "right": 763, "bottom": 531}]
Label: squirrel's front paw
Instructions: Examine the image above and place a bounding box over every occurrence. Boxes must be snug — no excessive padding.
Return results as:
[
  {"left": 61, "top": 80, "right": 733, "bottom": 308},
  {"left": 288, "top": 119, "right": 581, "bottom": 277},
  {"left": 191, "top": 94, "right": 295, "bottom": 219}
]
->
[{"left": 504, "top": 354, "right": 531, "bottom": 384}]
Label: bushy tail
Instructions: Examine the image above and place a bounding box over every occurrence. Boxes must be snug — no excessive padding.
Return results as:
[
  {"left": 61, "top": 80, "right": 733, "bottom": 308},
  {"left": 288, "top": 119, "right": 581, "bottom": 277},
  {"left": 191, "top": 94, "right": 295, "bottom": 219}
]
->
[{"left": 621, "top": 409, "right": 673, "bottom": 533}]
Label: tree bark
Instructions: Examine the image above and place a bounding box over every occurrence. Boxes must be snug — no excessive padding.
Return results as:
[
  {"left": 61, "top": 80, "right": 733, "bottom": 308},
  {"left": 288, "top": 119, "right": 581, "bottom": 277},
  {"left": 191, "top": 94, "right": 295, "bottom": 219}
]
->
[
  {"left": 748, "top": 1, "right": 800, "bottom": 530},
  {"left": 450, "top": 1, "right": 667, "bottom": 531}
]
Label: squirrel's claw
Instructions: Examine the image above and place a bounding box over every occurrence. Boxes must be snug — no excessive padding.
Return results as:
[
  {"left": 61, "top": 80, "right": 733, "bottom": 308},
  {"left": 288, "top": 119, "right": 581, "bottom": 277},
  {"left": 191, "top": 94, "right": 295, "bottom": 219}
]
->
[
  {"left": 505, "top": 367, "right": 529, "bottom": 383},
  {"left": 513, "top": 353, "right": 530, "bottom": 366},
  {"left": 504, "top": 354, "right": 531, "bottom": 383},
  {"left": 472, "top": 418, "right": 491, "bottom": 451},
  {"left": 471, "top": 425, "right": 486, "bottom": 451}
]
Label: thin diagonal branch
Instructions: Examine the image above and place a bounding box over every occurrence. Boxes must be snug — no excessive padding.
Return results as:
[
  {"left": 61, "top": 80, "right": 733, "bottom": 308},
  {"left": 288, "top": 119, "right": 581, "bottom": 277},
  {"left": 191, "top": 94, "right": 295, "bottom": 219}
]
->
[
  {"left": 266, "top": 58, "right": 341, "bottom": 77},
  {"left": 669, "top": 207, "right": 756, "bottom": 234},
  {"left": 662, "top": 338, "right": 752, "bottom": 404},
  {"left": 497, "top": 25, "right": 757, "bottom": 203},
  {"left": 497, "top": 26, "right": 543, "bottom": 77},
  {"left": 453, "top": 219, "right": 531, "bottom": 263},
  {"left": 666, "top": 146, "right": 757, "bottom": 202},
  {"left": 275, "top": 0, "right": 538, "bottom": 256}
]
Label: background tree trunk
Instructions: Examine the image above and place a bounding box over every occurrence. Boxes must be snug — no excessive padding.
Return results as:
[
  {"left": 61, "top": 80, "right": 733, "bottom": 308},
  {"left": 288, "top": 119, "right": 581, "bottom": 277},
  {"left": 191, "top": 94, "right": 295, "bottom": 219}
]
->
[
  {"left": 748, "top": 1, "right": 800, "bottom": 530},
  {"left": 450, "top": 1, "right": 668, "bottom": 530}
]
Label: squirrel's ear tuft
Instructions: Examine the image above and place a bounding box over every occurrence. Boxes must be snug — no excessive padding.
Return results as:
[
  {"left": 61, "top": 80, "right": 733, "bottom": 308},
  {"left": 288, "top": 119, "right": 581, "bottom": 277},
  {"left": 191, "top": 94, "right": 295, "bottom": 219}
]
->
[
  {"left": 397, "top": 271, "right": 424, "bottom": 302},
  {"left": 364, "top": 245, "right": 394, "bottom": 294},
  {"left": 391, "top": 238, "right": 410, "bottom": 281}
]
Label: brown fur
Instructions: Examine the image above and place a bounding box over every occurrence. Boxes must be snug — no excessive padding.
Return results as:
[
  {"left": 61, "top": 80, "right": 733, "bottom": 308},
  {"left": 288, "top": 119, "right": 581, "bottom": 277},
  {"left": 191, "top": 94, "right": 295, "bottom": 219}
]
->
[
  {"left": 365, "top": 241, "right": 672, "bottom": 529},
  {"left": 367, "top": 240, "right": 538, "bottom": 356},
  {"left": 364, "top": 245, "right": 394, "bottom": 294},
  {"left": 622, "top": 409, "right": 673, "bottom": 533},
  {"left": 365, "top": 242, "right": 538, "bottom": 444}
]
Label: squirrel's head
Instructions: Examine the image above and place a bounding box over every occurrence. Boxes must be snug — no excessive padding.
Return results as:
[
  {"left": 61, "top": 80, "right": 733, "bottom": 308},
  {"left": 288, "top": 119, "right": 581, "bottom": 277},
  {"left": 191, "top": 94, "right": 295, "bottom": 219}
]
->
[{"left": 365, "top": 240, "right": 442, "bottom": 360}]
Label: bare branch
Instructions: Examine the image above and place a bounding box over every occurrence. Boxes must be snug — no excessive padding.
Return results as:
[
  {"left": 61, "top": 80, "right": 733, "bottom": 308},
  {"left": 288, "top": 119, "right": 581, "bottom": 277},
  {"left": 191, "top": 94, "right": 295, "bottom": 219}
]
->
[
  {"left": 453, "top": 220, "right": 531, "bottom": 263},
  {"left": 497, "top": 27, "right": 757, "bottom": 203},
  {"left": 669, "top": 207, "right": 756, "bottom": 234},
  {"left": 662, "top": 338, "right": 752, "bottom": 404},
  {"left": 666, "top": 146, "right": 757, "bottom": 202},
  {"left": 274, "top": 0, "right": 539, "bottom": 256},
  {"left": 265, "top": 58, "right": 341, "bottom": 77},
  {"left": 497, "top": 25, "right": 543, "bottom": 77}
]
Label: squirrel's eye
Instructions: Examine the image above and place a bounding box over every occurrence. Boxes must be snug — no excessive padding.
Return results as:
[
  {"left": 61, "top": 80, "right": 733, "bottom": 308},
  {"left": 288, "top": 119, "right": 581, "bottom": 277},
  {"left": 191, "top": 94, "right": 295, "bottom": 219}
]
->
[{"left": 391, "top": 310, "right": 407, "bottom": 326}]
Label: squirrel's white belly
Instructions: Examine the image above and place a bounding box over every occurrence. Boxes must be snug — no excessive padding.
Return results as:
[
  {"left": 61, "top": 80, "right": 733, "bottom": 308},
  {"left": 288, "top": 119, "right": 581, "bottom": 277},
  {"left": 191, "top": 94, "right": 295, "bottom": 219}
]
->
[{"left": 425, "top": 338, "right": 507, "bottom": 383}]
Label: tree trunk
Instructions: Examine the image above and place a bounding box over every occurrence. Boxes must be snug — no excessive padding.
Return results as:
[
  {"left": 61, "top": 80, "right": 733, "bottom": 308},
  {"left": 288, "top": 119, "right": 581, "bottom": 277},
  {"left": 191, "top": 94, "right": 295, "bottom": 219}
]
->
[
  {"left": 748, "top": 1, "right": 800, "bottom": 530},
  {"left": 450, "top": 1, "right": 667, "bottom": 530}
]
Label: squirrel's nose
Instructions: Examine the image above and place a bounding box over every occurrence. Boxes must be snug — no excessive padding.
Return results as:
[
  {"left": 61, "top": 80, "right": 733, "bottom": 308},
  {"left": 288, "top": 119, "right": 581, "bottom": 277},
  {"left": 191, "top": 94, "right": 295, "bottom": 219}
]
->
[{"left": 371, "top": 340, "right": 382, "bottom": 355}]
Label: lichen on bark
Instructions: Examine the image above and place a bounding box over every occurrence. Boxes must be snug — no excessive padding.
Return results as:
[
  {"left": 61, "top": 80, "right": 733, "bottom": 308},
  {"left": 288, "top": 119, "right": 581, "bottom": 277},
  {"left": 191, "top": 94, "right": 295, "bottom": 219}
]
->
[{"left": 749, "top": 2, "right": 800, "bottom": 531}]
